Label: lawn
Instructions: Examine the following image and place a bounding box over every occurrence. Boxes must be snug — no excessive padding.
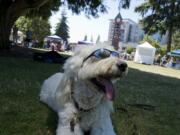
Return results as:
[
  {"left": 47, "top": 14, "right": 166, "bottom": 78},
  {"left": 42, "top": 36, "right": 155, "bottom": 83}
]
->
[
  {"left": 0, "top": 57, "right": 180, "bottom": 135},
  {"left": 113, "top": 63, "right": 180, "bottom": 135},
  {"left": 31, "top": 47, "right": 74, "bottom": 57}
]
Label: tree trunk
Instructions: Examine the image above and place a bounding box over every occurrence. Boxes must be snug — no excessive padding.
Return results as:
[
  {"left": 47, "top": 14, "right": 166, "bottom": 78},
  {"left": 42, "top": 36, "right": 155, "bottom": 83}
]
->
[
  {"left": 0, "top": 15, "right": 12, "bottom": 50},
  {"left": 166, "top": 2, "right": 175, "bottom": 53},
  {"left": 0, "top": 0, "right": 48, "bottom": 50},
  {"left": 166, "top": 26, "right": 173, "bottom": 53}
]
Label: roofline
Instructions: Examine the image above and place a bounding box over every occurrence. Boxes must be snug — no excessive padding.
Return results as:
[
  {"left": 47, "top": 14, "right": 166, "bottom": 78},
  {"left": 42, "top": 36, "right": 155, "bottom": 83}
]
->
[
  {"left": 122, "top": 18, "right": 137, "bottom": 24},
  {"left": 109, "top": 18, "right": 138, "bottom": 24}
]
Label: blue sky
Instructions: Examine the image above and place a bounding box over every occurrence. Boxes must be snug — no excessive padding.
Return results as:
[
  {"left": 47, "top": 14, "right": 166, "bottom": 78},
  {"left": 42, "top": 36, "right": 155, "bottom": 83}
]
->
[{"left": 49, "top": 0, "right": 144, "bottom": 42}]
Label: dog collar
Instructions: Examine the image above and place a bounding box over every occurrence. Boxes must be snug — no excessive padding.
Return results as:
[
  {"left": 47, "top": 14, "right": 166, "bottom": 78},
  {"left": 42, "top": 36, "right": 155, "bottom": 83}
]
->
[
  {"left": 73, "top": 98, "right": 93, "bottom": 112},
  {"left": 70, "top": 77, "right": 93, "bottom": 112}
]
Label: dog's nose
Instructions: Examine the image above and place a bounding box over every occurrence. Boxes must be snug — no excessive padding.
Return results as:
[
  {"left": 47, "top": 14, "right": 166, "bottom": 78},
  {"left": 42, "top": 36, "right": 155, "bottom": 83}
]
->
[{"left": 116, "top": 61, "right": 128, "bottom": 72}]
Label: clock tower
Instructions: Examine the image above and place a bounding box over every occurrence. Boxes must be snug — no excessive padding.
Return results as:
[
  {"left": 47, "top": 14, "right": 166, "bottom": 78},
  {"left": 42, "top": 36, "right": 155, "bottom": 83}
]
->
[{"left": 112, "top": 13, "right": 122, "bottom": 50}]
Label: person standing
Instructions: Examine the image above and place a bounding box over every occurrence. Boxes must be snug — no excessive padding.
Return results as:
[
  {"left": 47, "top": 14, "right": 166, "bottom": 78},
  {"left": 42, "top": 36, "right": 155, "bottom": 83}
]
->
[
  {"left": 13, "top": 25, "right": 18, "bottom": 44},
  {"left": 25, "top": 29, "right": 32, "bottom": 47}
]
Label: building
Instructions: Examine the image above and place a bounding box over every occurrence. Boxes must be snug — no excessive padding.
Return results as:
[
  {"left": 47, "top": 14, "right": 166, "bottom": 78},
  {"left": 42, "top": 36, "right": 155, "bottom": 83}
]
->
[
  {"left": 108, "top": 18, "right": 144, "bottom": 45},
  {"left": 111, "top": 13, "right": 123, "bottom": 50},
  {"left": 108, "top": 13, "right": 168, "bottom": 51}
]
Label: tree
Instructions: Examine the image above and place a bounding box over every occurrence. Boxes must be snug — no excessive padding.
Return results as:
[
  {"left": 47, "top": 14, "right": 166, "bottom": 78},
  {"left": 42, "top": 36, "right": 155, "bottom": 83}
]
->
[
  {"left": 55, "top": 13, "right": 69, "bottom": 43},
  {"left": 84, "top": 35, "right": 88, "bottom": 41},
  {"left": 141, "top": 35, "right": 162, "bottom": 54},
  {"left": 15, "top": 16, "right": 32, "bottom": 35},
  {"left": 135, "top": 0, "right": 180, "bottom": 52},
  {"left": 12, "top": 25, "right": 18, "bottom": 44},
  {"left": 15, "top": 16, "right": 51, "bottom": 43},
  {"left": 126, "top": 46, "right": 134, "bottom": 54},
  {"left": 0, "top": 0, "right": 130, "bottom": 49},
  {"left": 96, "top": 35, "right": 101, "bottom": 43},
  {"left": 90, "top": 35, "right": 94, "bottom": 42},
  {"left": 172, "top": 30, "right": 180, "bottom": 49},
  {"left": 0, "top": 0, "right": 60, "bottom": 49},
  {"left": 141, "top": 35, "right": 160, "bottom": 49}
]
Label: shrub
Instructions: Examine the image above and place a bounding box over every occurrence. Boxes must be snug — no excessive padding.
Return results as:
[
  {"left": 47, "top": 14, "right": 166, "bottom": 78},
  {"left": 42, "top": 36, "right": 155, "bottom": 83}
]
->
[{"left": 126, "top": 46, "right": 134, "bottom": 54}]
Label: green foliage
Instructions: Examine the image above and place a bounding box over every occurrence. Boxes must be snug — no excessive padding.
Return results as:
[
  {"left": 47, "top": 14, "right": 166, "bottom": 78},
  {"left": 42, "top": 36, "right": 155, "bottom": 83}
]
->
[
  {"left": 135, "top": 0, "right": 180, "bottom": 35},
  {"left": 0, "top": 0, "right": 131, "bottom": 49},
  {"left": 172, "top": 30, "right": 180, "bottom": 49},
  {"left": 126, "top": 46, "right": 134, "bottom": 54},
  {"left": 26, "top": 0, "right": 61, "bottom": 19},
  {"left": 141, "top": 35, "right": 168, "bottom": 55},
  {"left": 135, "top": 0, "right": 180, "bottom": 52},
  {"left": 159, "top": 46, "right": 167, "bottom": 56},
  {"left": 15, "top": 16, "right": 51, "bottom": 42},
  {"left": 141, "top": 35, "right": 160, "bottom": 48},
  {"left": 141, "top": 35, "right": 167, "bottom": 56},
  {"left": 55, "top": 13, "right": 69, "bottom": 42},
  {"left": 27, "top": 0, "right": 131, "bottom": 19},
  {"left": 65, "top": 0, "right": 130, "bottom": 18},
  {"left": 15, "top": 16, "right": 31, "bottom": 34}
]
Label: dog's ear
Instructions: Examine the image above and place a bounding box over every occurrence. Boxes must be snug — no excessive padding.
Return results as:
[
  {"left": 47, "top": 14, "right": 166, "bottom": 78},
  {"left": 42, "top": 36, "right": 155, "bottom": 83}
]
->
[
  {"left": 55, "top": 75, "right": 74, "bottom": 108},
  {"left": 63, "top": 55, "right": 83, "bottom": 76}
]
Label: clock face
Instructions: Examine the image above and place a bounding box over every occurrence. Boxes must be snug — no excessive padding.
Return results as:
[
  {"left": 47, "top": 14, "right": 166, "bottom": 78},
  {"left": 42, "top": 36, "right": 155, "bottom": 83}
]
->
[{"left": 116, "top": 18, "right": 121, "bottom": 23}]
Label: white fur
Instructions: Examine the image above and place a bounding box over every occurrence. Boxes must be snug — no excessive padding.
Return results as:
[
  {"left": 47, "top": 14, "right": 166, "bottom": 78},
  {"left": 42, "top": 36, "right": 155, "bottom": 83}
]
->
[{"left": 40, "top": 44, "right": 127, "bottom": 135}]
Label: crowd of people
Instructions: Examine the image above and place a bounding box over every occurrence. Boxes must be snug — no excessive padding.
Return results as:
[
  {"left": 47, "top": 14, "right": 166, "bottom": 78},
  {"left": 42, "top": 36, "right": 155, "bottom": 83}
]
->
[
  {"left": 121, "top": 50, "right": 180, "bottom": 69},
  {"left": 44, "top": 40, "right": 65, "bottom": 52},
  {"left": 160, "top": 55, "right": 180, "bottom": 69}
]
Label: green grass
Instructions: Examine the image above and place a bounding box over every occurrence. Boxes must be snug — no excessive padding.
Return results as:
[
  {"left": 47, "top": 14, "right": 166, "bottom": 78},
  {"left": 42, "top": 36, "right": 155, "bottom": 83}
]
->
[
  {"left": 127, "top": 61, "right": 180, "bottom": 79},
  {"left": 0, "top": 57, "right": 60, "bottom": 135},
  {"left": 113, "top": 63, "right": 180, "bottom": 135},
  {"left": 0, "top": 57, "right": 180, "bottom": 135}
]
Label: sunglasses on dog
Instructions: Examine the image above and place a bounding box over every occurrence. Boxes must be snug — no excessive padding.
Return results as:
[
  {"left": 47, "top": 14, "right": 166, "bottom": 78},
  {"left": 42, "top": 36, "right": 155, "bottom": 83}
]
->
[{"left": 83, "top": 48, "right": 120, "bottom": 63}]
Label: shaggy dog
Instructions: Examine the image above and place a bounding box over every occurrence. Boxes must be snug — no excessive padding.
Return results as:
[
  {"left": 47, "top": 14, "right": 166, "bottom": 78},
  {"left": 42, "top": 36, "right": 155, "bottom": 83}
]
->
[{"left": 40, "top": 44, "right": 128, "bottom": 135}]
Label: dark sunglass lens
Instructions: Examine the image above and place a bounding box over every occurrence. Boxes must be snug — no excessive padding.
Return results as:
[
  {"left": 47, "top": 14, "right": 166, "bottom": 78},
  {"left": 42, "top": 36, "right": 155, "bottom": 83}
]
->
[
  {"left": 94, "top": 50, "right": 102, "bottom": 58},
  {"left": 94, "top": 49, "right": 110, "bottom": 58},
  {"left": 102, "top": 50, "right": 111, "bottom": 57}
]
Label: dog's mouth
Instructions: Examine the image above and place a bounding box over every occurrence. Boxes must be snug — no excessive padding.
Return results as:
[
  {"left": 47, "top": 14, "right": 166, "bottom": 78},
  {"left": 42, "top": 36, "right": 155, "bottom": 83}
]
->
[{"left": 91, "top": 77, "right": 115, "bottom": 101}]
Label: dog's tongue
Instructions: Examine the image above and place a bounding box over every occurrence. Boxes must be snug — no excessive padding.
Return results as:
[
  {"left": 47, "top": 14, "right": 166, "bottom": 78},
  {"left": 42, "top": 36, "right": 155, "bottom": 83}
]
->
[{"left": 99, "top": 78, "right": 115, "bottom": 101}]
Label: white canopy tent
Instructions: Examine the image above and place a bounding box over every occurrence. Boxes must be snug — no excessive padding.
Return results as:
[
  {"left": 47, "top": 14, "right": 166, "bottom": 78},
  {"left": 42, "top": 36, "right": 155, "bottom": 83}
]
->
[
  {"left": 44, "top": 35, "right": 62, "bottom": 42},
  {"left": 134, "top": 42, "right": 156, "bottom": 65},
  {"left": 72, "top": 40, "right": 94, "bottom": 52}
]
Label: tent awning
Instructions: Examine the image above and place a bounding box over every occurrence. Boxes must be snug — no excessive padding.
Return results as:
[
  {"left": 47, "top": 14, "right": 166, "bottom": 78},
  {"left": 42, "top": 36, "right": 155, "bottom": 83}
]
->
[
  {"left": 44, "top": 35, "right": 62, "bottom": 41},
  {"left": 169, "top": 49, "right": 180, "bottom": 57},
  {"left": 138, "top": 42, "right": 156, "bottom": 49},
  {"left": 77, "top": 41, "right": 94, "bottom": 45},
  {"left": 134, "top": 41, "right": 156, "bottom": 65}
]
